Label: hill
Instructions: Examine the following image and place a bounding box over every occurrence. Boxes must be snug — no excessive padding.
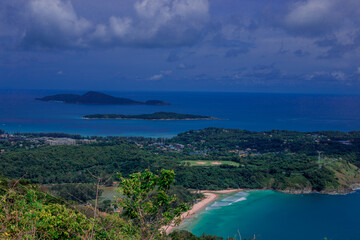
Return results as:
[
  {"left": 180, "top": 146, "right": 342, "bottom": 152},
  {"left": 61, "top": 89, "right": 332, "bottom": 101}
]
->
[
  {"left": 36, "top": 91, "right": 171, "bottom": 105},
  {"left": 1, "top": 128, "right": 360, "bottom": 194}
]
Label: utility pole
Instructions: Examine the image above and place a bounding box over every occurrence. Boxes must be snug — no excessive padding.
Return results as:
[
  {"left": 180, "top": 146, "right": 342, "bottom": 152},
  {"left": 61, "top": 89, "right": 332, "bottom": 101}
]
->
[{"left": 317, "top": 151, "right": 322, "bottom": 169}]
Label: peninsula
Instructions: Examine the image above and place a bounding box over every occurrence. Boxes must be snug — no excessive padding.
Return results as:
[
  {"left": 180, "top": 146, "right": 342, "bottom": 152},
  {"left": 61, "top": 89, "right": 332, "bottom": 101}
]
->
[
  {"left": 36, "top": 91, "right": 171, "bottom": 105},
  {"left": 83, "top": 112, "right": 218, "bottom": 120}
]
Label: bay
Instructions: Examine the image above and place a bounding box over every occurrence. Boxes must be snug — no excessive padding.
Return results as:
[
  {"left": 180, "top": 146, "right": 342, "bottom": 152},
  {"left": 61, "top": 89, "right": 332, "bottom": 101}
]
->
[{"left": 181, "top": 190, "right": 360, "bottom": 240}]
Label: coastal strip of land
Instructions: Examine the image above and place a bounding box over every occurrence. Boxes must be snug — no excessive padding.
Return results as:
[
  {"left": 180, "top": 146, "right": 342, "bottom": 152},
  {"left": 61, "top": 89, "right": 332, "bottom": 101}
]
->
[
  {"left": 83, "top": 112, "right": 219, "bottom": 121},
  {"left": 165, "top": 189, "right": 243, "bottom": 234}
]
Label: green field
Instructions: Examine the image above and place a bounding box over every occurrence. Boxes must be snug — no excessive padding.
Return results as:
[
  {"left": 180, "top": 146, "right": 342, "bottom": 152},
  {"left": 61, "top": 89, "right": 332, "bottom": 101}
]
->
[{"left": 181, "top": 160, "right": 240, "bottom": 167}]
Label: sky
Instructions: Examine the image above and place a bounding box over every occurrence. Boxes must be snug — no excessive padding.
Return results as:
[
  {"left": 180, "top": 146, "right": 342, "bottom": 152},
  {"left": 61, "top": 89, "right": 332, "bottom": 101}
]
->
[{"left": 1, "top": 0, "right": 360, "bottom": 94}]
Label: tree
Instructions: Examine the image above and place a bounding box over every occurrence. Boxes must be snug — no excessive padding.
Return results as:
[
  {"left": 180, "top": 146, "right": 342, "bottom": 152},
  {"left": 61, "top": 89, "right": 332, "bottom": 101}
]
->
[{"left": 117, "top": 169, "right": 190, "bottom": 240}]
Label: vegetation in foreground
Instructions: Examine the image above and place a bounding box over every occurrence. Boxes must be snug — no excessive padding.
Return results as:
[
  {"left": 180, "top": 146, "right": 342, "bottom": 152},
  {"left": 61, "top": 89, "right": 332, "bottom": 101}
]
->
[
  {"left": 1, "top": 170, "right": 256, "bottom": 240},
  {"left": 0, "top": 177, "right": 136, "bottom": 240}
]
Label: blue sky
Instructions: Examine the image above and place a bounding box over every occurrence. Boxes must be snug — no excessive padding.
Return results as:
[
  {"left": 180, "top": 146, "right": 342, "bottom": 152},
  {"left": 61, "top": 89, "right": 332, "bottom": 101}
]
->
[{"left": 1, "top": 0, "right": 360, "bottom": 94}]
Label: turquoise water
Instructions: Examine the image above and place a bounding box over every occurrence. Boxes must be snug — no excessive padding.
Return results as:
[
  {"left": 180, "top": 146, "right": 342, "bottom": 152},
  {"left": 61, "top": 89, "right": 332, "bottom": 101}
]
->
[{"left": 181, "top": 190, "right": 360, "bottom": 240}]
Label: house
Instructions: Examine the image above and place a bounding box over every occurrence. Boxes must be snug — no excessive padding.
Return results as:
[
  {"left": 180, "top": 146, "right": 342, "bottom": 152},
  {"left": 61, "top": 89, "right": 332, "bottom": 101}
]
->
[
  {"left": 46, "top": 138, "right": 77, "bottom": 146},
  {"left": 238, "top": 150, "right": 248, "bottom": 158}
]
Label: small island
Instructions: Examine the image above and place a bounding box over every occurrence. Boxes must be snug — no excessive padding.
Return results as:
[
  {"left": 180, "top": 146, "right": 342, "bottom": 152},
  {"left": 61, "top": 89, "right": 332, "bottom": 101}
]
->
[
  {"left": 83, "top": 112, "right": 218, "bottom": 120},
  {"left": 36, "top": 91, "right": 170, "bottom": 106}
]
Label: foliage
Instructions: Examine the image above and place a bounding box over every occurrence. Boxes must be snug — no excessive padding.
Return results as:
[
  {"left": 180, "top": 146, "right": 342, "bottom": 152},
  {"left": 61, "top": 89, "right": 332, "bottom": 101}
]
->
[
  {"left": 1, "top": 128, "right": 360, "bottom": 192},
  {"left": 169, "top": 230, "right": 224, "bottom": 240},
  {"left": 169, "top": 230, "right": 257, "bottom": 240},
  {"left": 37, "top": 91, "right": 168, "bottom": 105},
  {"left": 0, "top": 177, "right": 136, "bottom": 240},
  {"left": 49, "top": 183, "right": 103, "bottom": 203},
  {"left": 15, "top": 132, "right": 83, "bottom": 139},
  {"left": 117, "top": 169, "right": 190, "bottom": 240},
  {"left": 0, "top": 144, "right": 158, "bottom": 184}
]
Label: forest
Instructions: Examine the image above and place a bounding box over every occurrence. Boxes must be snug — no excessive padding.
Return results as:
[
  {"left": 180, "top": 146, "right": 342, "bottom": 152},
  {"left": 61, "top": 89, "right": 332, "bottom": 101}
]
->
[{"left": 1, "top": 128, "right": 360, "bottom": 193}]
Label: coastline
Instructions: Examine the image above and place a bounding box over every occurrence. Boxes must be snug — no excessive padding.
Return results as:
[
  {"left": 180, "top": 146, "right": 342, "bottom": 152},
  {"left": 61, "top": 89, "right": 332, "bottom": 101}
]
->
[
  {"left": 165, "top": 185, "right": 360, "bottom": 234},
  {"left": 165, "top": 189, "right": 243, "bottom": 234},
  {"left": 83, "top": 117, "right": 220, "bottom": 121}
]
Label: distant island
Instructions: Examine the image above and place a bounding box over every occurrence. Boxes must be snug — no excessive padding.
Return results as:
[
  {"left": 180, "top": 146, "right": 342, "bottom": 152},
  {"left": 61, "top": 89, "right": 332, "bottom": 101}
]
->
[
  {"left": 83, "top": 112, "right": 218, "bottom": 120},
  {"left": 36, "top": 91, "right": 171, "bottom": 105}
]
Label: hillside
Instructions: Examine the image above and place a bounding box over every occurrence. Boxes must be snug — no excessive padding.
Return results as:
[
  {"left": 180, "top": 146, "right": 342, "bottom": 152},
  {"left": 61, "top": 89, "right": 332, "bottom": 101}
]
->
[
  {"left": 36, "top": 91, "right": 171, "bottom": 105},
  {"left": 1, "top": 128, "right": 360, "bottom": 194}
]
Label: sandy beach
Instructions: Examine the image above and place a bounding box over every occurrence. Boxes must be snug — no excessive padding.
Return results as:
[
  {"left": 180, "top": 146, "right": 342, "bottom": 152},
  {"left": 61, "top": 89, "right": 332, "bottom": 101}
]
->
[{"left": 164, "top": 189, "right": 243, "bottom": 234}]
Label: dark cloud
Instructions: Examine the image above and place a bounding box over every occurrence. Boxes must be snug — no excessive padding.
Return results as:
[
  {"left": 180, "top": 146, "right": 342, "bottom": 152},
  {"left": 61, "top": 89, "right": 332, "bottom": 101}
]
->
[
  {"left": 293, "top": 49, "right": 308, "bottom": 57},
  {"left": 166, "top": 52, "right": 180, "bottom": 62},
  {"left": 225, "top": 47, "right": 250, "bottom": 58},
  {"left": 316, "top": 34, "right": 360, "bottom": 59},
  {"left": 229, "top": 65, "right": 288, "bottom": 86},
  {"left": 250, "top": 65, "right": 283, "bottom": 80},
  {"left": 211, "top": 34, "right": 254, "bottom": 48},
  {"left": 2, "top": 0, "right": 211, "bottom": 50}
]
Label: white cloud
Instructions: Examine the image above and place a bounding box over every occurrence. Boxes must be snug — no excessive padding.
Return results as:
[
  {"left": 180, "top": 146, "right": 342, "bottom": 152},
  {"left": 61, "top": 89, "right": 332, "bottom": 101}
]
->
[
  {"left": 109, "top": 17, "right": 132, "bottom": 38},
  {"left": 149, "top": 74, "right": 164, "bottom": 80},
  {"left": 331, "top": 71, "right": 346, "bottom": 81},
  {"left": 283, "top": 0, "right": 360, "bottom": 37},
  {"left": 148, "top": 70, "right": 172, "bottom": 80},
  {"left": 285, "top": 0, "right": 337, "bottom": 33}
]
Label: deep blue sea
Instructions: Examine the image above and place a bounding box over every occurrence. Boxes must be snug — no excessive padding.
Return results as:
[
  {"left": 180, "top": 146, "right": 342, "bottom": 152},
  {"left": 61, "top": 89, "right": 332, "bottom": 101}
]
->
[
  {"left": 180, "top": 190, "right": 360, "bottom": 240},
  {"left": 1, "top": 89, "right": 360, "bottom": 137}
]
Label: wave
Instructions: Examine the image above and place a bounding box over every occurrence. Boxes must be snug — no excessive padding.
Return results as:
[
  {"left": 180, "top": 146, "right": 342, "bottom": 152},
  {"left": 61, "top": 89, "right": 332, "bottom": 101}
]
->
[{"left": 206, "top": 192, "right": 249, "bottom": 210}]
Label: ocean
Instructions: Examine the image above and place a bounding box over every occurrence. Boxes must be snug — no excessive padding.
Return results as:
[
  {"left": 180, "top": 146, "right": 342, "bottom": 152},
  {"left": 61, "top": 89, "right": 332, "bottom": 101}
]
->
[
  {"left": 1, "top": 89, "right": 360, "bottom": 137},
  {"left": 180, "top": 190, "right": 360, "bottom": 240}
]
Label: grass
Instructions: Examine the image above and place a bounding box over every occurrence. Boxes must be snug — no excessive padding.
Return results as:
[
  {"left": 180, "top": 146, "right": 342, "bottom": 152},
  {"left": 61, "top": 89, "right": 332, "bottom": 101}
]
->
[{"left": 181, "top": 160, "right": 240, "bottom": 167}]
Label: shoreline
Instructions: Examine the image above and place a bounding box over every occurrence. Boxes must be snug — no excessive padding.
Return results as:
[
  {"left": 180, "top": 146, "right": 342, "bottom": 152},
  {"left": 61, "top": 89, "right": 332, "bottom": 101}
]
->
[
  {"left": 83, "top": 117, "right": 221, "bottom": 121},
  {"left": 165, "top": 185, "right": 360, "bottom": 234},
  {"left": 165, "top": 189, "right": 243, "bottom": 234}
]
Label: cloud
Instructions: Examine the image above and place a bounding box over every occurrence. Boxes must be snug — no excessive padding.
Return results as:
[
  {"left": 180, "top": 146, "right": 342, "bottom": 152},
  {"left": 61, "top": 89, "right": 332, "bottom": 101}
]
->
[
  {"left": 177, "top": 63, "right": 195, "bottom": 70},
  {"left": 149, "top": 74, "right": 164, "bottom": 80},
  {"left": 12, "top": 0, "right": 210, "bottom": 50},
  {"left": 315, "top": 34, "right": 360, "bottom": 59},
  {"left": 331, "top": 71, "right": 346, "bottom": 81},
  {"left": 228, "top": 65, "right": 288, "bottom": 85},
  {"left": 272, "top": 0, "right": 360, "bottom": 58},
  {"left": 283, "top": 0, "right": 339, "bottom": 37},
  {"left": 166, "top": 52, "right": 180, "bottom": 62},
  {"left": 148, "top": 70, "right": 172, "bottom": 80},
  {"left": 225, "top": 47, "right": 250, "bottom": 58},
  {"left": 22, "top": 0, "right": 92, "bottom": 49},
  {"left": 293, "top": 49, "right": 308, "bottom": 57},
  {"left": 304, "top": 70, "right": 350, "bottom": 83},
  {"left": 282, "top": 0, "right": 360, "bottom": 37}
]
